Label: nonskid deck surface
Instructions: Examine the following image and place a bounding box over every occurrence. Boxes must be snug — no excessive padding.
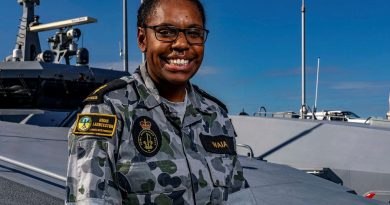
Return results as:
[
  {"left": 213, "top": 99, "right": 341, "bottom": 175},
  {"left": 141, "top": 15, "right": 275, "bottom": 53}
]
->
[{"left": 0, "top": 174, "right": 63, "bottom": 205}]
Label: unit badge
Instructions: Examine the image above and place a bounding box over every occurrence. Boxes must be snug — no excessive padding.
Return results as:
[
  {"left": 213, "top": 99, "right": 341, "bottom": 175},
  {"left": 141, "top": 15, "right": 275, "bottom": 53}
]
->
[
  {"left": 77, "top": 116, "right": 92, "bottom": 132},
  {"left": 73, "top": 113, "right": 117, "bottom": 137},
  {"left": 132, "top": 116, "right": 162, "bottom": 157}
]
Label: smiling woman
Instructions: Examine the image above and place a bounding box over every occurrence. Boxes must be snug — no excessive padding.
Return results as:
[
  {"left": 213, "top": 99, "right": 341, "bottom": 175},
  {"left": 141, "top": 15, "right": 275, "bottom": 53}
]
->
[
  {"left": 66, "top": 0, "right": 249, "bottom": 204},
  {"left": 137, "top": 0, "right": 207, "bottom": 102}
]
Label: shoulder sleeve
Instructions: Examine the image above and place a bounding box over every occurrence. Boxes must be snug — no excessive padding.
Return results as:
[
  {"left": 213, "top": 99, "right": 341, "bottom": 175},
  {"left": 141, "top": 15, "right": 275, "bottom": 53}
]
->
[
  {"left": 83, "top": 78, "right": 129, "bottom": 105},
  {"left": 192, "top": 84, "right": 228, "bottom": 113},
  {"left": 66, "top": 97, "right": 123, "bottom": 204}
]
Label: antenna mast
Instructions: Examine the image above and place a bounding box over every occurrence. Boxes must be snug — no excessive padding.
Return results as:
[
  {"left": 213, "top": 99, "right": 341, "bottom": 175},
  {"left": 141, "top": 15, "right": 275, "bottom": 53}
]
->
[
  {"left": 387, "top": 93, "right": 390, "bottom": 120},
  {"left": 141, "top": 0, "right": 145, "bottom": 63},
  {"left": 314, "top": 57, "right": 320, "bottom": 113},
  {"left": 300, "top": 0, "right": 307, "bottom": 119},
  {"left": 15, "top": 0, "right": 41, "bottom": 61},
  {"left": 123, "top": 0, "right": 129, "bottom": 72}
]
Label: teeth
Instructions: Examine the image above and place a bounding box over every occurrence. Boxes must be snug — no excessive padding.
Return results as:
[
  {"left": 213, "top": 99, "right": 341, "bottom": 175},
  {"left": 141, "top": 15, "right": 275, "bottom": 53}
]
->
[{"left": 169, "top": 59, "right": 189, "bottom": 66}]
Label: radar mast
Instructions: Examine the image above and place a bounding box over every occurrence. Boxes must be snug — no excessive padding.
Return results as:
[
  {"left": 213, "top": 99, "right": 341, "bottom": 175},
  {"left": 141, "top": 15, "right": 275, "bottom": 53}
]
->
[{"left": 14, "top": 0, "right": 41, "bottom": 61}]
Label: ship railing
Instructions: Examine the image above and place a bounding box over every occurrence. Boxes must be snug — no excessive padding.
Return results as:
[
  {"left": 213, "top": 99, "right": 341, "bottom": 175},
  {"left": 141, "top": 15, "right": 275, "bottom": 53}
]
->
[
  {"left": 237, "top": 143, "right": 254, "bottom": 158},
  {"left": 0, "top": 155, "right": 66, "bottom": 182},
  {"left": 252, "top": 111, "right": 300, "bottom": 119}
]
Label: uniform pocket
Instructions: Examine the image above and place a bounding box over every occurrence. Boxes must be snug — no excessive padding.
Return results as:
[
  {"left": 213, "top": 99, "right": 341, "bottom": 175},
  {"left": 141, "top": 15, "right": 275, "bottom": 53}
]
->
[
  {"left": 117, "top": 159, "right": 189, "bottom": 194},
  {"left": 117, "top": 161, "right": 156, "bottom": 193},
  {"left": 124, "top": 189, "right": 187, "bottom": 205},
  {"left": 205, "top": 156, "right": 234, "bottom": 188}
]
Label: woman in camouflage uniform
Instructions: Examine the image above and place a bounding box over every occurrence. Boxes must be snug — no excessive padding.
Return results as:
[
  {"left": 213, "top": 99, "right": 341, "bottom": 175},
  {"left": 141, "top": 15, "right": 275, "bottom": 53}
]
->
[{"left": 66, "top": 0, "right": 248, "bottom": 204}]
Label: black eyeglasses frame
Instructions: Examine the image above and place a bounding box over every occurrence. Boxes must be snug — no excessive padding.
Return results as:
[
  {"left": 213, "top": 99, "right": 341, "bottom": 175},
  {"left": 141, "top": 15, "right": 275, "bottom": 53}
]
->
[{"left": 143, "top": 25, "right": 209, "bottom": 45}]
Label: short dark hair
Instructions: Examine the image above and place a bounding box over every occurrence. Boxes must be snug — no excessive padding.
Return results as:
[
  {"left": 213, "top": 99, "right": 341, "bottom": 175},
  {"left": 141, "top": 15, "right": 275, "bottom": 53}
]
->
[{"left": 137, "top": 0, "right": 206, "bottom": 27}]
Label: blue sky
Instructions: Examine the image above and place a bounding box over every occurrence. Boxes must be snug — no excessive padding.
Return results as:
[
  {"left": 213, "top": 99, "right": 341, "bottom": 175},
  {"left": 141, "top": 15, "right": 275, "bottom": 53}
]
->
[{"left": 1, "top": 0, "right": 389, "bottom": 118}]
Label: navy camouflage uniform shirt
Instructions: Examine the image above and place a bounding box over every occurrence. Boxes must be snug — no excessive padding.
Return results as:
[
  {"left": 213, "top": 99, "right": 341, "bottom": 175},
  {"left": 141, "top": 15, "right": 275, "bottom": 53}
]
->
[{"left": 66, "top": 62, "right": 247, "bottom": 204}]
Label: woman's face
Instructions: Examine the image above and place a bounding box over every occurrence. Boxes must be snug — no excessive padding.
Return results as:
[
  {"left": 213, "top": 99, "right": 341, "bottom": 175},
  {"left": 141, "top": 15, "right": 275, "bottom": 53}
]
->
[{"left": 138, "top": 0, "right": 205, "bottom": 87}]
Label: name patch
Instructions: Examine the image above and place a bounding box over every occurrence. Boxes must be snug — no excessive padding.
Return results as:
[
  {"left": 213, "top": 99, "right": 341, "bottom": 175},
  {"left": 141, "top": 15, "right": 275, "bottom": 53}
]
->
[
  {"left": 132, "top": 116, "right": 162, "bottom": 157},
  {"left": 199, "top": 134, "right": 236, "bottom": 155},
  {"left": 73, "top": 113, "right": 117, "bottom": 137}
]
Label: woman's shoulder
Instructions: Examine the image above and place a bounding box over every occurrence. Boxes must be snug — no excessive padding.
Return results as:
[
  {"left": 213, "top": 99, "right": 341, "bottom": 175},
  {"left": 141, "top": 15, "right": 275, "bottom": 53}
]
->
[
  {"left": 83, "top": 76, "right": 136, "bottom": 105},
  {"left": 192, "top": 84, "right": 229, "bottom": 115}
]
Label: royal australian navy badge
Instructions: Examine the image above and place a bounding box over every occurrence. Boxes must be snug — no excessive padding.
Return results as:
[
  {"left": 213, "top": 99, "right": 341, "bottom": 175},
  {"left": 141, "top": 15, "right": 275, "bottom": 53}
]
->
[{"left": 132, "top": 116, "right": 162, "bottom": 157}]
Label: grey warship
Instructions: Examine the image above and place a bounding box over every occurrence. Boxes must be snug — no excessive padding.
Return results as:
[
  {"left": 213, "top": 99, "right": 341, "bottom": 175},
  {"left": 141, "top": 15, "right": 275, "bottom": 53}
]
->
[
  {"left": 0, "top": 0, "right": 130, "bottom": 110},
  {"left": 0, "top": 1, "right": 386, "bottom": 204}
]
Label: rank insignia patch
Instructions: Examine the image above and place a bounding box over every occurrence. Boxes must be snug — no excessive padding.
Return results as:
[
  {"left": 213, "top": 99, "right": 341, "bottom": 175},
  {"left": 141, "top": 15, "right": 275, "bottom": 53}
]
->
[
  {"left": 132, "top": 116, "right": 162, "bottom": 157},
  {"left": 199, "top": 134, "right": 236, "bottom": 155},
  {"left": 73, "top": 113, "right": 117, "bottom": 137}
]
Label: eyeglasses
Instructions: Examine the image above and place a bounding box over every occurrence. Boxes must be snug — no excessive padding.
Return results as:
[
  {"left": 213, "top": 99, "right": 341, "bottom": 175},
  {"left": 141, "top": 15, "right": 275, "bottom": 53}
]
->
[{"left": 144, "top": 25, "right": 209, "bottom": 45}]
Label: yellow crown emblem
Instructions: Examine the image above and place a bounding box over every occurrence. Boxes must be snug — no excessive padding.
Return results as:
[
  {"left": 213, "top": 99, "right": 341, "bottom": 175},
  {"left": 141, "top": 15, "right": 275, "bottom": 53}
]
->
[{"left": 140, "top": 119, "right": 151, "bottom": 130}]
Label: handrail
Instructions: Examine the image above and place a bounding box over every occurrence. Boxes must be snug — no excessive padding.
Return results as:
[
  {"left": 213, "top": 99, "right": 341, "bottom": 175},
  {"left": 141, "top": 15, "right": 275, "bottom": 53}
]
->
[
  {"left": 0, "top": 155, "right": 66, "bottom": 182},
  {"left": 237, "top": 143, "right": 254, "bottom": 158},
  {"left": 253, "top": 106, "right": 267, "bottom": 117},
  {"left": 253, "top": 111, "right": 300, "bottom": 119}
]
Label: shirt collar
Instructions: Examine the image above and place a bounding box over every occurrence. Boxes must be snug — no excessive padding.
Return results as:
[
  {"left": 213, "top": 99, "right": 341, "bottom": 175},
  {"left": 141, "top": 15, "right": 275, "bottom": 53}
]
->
[
  {"left": 133, "top": 61, "right": 212, "bottom": 114},
  {"left": 132, "top": 62, "right": 160, "bottom": 109}
]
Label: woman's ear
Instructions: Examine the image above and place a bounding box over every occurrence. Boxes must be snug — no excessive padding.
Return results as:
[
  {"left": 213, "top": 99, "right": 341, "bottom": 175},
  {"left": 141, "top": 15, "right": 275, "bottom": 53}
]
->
[{"left": 137, "top": 27, "right": 147, "bottom": 52}]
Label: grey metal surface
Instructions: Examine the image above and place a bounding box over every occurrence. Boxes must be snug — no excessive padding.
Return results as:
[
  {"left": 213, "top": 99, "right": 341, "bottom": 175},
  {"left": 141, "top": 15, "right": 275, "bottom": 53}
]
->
[
  {"left": 0, "top": 119, "right": 384, "bottom": 204},
  {"left": 240, "top": 157, "right": 386, "bottom": 205},
  {"left": 0, "top": 109, "right": 44, "bottom": 115},
  {"left": 0, "top": 155, "right": 66, "bottom": 182},
  {"left": 0, "top": 160, "right": 64, "bottom": 201},
  {"left": 232, "top": 115, "right": 390, "bottom": 201},
  {"left": 0, "top": 121, "right": 67, "bottom": 200},
  {"left": 0, "top": 121, "right": 68, "bottom": 175},
  {"left": 0, "top": 61, "right": 127, "bottom": 81},
  {"left": 0, "top": 175, "right": 63, "bottom": 205}
]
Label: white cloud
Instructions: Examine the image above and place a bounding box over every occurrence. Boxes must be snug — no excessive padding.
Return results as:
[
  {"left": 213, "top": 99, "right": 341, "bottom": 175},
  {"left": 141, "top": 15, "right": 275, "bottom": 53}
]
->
[
  {"left": 91, "top": 61, "right": 140, "bottom": 73},
  {"left": 197, "top": 66, "right": 219, "bottom": 75},
  {"left": 264, "top": 66, "right": 342, "bottom": 77},
  {"left": 330, "top": 81, "right": 390, "bottom": 90}
]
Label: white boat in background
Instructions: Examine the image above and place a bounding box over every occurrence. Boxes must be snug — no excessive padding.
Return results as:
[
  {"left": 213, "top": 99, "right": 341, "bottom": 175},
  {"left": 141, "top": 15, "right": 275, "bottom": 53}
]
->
[{"left": 307, "top": 110, "right": 368, "bottom": 123}]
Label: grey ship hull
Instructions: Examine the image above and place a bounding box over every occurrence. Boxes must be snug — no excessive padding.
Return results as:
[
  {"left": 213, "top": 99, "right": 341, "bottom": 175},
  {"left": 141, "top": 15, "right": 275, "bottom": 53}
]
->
[
  {"left": 0, "top": 120, "right": 385, "bottom": 204},
  {"left": 232, "top": 115, "right": 390, "bottom": 202},
  {"left": 0, "top": 61, "right": 128, "bottom": 109}
]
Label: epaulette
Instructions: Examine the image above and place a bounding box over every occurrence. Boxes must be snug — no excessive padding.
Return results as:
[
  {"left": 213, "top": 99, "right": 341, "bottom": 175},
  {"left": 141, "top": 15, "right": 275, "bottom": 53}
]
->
[
  {"left": 83, "top": 78, "right": 128, "bottom": 105},
  {"left": 193, "top": 84, "right": 228, "bottom": 112}
]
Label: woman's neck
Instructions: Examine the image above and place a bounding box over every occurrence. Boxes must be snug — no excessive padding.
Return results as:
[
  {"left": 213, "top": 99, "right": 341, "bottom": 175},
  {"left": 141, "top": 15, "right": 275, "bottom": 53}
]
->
[{"left": 157, "top": 83, "right": 187, "bottom": 102}]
